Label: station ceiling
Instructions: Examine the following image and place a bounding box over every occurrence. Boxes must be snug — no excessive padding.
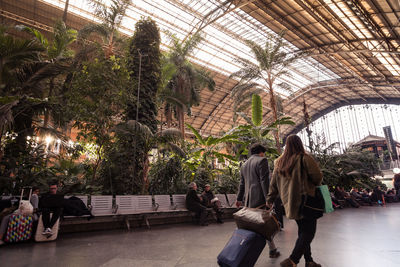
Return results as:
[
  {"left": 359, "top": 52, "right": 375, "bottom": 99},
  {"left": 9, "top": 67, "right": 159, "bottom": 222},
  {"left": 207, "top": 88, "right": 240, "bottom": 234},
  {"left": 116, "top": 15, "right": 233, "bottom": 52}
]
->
[{"left": 1, "top": 0, "right": 400, "bottom": 138}]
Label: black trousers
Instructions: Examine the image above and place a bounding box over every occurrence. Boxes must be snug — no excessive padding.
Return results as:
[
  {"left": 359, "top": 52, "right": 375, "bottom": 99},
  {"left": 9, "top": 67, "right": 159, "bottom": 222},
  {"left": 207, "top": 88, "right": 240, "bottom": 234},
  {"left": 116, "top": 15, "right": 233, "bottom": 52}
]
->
[
  {"left": 290, "top": 218, "right": 317, "bottom": 264},
  {"left": 188, "top": 203, "right": 208, "bottom": 224},
  {"left": 42, "top": 207, "right": 62, "bottom": 229}
]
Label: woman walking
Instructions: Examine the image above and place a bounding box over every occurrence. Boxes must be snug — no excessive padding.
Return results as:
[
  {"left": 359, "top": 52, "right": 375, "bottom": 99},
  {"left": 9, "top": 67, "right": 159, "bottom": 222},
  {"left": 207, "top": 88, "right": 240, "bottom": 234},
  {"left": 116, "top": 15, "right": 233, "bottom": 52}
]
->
[{"left": 267, "top": 135, "right": 323, "bottom": 267}]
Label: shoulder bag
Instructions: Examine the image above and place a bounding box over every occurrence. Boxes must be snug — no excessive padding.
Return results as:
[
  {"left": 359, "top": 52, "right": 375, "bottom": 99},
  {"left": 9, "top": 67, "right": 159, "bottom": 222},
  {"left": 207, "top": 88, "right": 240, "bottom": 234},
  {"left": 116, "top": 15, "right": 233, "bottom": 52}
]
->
[
  {"left": 233, "top": 204, "right": 280, "bottom": 241},
  {"left": 299, "top": 155, "right": 324, "bottom": 219}
]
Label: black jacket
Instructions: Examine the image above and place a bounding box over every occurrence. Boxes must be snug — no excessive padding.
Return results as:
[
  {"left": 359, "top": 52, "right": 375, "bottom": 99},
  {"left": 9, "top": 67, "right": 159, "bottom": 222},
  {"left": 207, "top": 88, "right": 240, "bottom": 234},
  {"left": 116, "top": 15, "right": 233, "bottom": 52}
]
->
[{"left": 186, "top": 189, "right": 202, "bottom": 210}]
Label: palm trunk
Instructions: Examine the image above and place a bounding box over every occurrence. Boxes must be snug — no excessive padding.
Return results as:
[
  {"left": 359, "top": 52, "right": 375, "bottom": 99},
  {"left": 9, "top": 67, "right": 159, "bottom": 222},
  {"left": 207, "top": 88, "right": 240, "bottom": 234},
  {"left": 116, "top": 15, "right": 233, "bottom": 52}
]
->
[
  {"left": 141, "top": 156, "right": 150, "bottom": 194},
  {"left": 177, "top": 106, "right": 185, "bottom": 139}
]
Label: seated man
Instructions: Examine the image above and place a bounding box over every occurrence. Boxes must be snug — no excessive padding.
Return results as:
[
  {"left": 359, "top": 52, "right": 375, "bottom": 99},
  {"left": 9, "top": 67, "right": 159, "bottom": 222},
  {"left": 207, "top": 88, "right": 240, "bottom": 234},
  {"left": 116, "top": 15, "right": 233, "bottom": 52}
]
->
[
  {"left": 185, "top": 182, "right": 208, "bottom": 226},
  {"left": 39, "top": 182, "right": 64, "bottom": 236},
  {"left": 350, "top": 187, "right": 372, "bottom": 206},
  {"left": 201, "top": 184, "right": 223, "bottom": 223}
]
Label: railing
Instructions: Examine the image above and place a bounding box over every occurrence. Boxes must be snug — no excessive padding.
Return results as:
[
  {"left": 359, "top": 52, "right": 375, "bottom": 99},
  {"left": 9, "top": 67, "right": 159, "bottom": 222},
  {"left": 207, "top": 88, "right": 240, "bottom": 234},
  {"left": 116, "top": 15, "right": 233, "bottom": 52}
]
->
[{"left": 379, "top": 160, "right": 400, "bottom": 171}]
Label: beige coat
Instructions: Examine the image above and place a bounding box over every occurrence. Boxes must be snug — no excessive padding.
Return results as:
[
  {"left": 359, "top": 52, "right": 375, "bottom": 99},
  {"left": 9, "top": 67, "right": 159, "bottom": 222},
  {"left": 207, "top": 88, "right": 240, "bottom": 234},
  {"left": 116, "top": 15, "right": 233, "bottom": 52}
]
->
[{"left": 267, "top": 153, "right": 323, "bottom": 220}]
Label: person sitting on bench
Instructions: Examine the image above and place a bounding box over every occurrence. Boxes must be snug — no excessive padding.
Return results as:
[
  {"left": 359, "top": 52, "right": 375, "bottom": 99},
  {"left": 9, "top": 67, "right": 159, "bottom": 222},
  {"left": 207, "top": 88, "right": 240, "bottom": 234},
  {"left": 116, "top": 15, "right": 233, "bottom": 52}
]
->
[
  {"left": 40, "top": 182, "right": 64, "bottom": 236},
  {"left": 186, "top": 182, "right": 208, "bottom": 226},
  {"left": 201, "top": 184, "right": 223, "bottom": 223}
]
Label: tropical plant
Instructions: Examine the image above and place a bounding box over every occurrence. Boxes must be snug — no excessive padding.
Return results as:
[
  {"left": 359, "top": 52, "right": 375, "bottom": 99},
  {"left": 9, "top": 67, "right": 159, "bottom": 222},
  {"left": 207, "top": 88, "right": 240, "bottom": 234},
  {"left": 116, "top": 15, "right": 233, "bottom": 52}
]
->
[
  {"left": 64, "top": 53, "right": 130, "bottom": 182},
  {"left": 160, "top": 32, "right": 215, "bottom": 137},
  {"left": 101, "top": 120, "right": 183, "bottom": 194},
  {"left": 311, "top": 136, "right": 383, "bottom": 190},
  {"left": 0, "top": 26, "right": 44, "bottom": 91},
  {"left": 228, "top": 94, "right": 294, "bottom": 159},
  {"left": 186, "top": 123, "right": 240, "bottom": 166},
  {"left": 126, "top": 17, "right": 161, "bottom": 133},
  {"left": 0, "top": 140, "right": 56, "bottom": 194},
  {"left": 0, "top": 24, "right": 74, "bottom": 162},
  {"left": 231, "top": 31, "right": 304, "bottom": 152},
  {"left": 148, "top": 156, "right": 187, "bottom": 195},
  {"left": 19, "top": 21, "right": 78, "bottom": 128},
  {"left": 79, "top": 0, "right": 131, "bottom": 58}
]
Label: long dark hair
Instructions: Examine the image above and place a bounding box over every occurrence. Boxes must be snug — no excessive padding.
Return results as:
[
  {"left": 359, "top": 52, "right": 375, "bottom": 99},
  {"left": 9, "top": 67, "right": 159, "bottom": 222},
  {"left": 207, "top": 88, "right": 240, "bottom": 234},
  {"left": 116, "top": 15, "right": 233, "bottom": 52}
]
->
[{"left": 275, "top": 135, "right": 305, "bottom": 176}]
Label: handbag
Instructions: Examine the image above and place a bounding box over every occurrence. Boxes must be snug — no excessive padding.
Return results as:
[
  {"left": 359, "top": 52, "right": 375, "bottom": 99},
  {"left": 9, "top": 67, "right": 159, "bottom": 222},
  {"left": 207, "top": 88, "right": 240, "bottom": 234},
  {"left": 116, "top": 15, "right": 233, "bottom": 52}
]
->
[
  {"left": 300, "top": 155, "right": 324, "bottom": 219},
  {"left": 233, "top": 205, "right": 280, "bottom": 241}
]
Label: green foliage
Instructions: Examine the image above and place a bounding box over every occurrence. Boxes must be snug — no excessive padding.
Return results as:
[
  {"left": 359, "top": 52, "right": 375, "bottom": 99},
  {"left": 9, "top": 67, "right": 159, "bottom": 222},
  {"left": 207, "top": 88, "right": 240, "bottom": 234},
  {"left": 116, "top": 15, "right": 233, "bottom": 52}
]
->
[
  {"left": 251, "top": 94, "right": 262, "bottom": 126},
  {"left": 215, "top": 164, "right": 241, "bottom": 194},
  {"left": 148, "top": 156, "right": 187, "bottom": 195},
  {"left": 65, "top": 54, "right": 129, "bottom": 181},
  {"left": 101, "top": 120, "right": 183, "bottom": 194},
  {"left": 126, "top": 17, "right": 161, "bottom": 133},
  {"left": 160, "top": 32, "right": 215, "bottom": 135},
  {"left": 312, "top": 138, "right": 383, "bottom": 190},
  {"left": 231, "top": 31, "right": 305, "bottom": 151},
  {"left": 80, "top": 0, "right": 131, "bottom": 57}
]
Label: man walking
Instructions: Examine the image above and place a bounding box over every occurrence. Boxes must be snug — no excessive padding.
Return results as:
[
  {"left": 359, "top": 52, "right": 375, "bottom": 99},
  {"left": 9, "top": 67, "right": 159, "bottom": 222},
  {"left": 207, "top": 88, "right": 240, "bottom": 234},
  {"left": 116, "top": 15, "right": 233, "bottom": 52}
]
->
[{"left": 236, "top": 143, "right": 280, "bottom": 258}]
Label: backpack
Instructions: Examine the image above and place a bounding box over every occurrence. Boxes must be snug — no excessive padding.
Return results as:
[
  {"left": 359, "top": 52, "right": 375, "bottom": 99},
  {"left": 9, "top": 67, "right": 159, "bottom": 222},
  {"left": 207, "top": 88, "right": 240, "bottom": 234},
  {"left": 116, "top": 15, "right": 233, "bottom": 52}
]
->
[{"left": 63, "top": 197, "right": 92, "bottom": 216}]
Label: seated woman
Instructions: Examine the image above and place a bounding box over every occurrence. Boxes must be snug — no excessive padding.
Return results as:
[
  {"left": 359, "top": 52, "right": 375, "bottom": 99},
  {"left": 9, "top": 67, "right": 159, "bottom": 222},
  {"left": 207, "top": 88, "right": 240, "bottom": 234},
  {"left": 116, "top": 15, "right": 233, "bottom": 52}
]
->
[
  {"left": 185, "top": 182, "right": 208, "bottom": 226},
  {"left": 0, "top": 201, "right": 33, "bottom": 245}
]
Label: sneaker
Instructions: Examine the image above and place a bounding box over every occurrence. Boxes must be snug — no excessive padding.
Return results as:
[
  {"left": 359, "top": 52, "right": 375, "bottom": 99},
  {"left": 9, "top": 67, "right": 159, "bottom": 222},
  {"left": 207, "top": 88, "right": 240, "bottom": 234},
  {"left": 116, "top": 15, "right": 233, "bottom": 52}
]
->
[
  {"left": 44, "top": 228, "right": 53, "bottom": 235},
  {"left": 306, "top": 262, "right": 321, "bottom": 267},
  {"left": 280, "top": 258, "right": 296, "bottom": 267},
  {"left": 269, "top": 248, "right": 281, "bottom": 258}
]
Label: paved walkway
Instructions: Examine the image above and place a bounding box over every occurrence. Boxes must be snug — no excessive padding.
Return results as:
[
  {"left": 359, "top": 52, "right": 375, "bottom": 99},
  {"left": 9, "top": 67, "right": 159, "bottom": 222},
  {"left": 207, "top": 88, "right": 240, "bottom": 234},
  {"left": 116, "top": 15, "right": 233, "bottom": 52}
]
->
[{"left": 1, "top": 204, "right": 400, "bottom": 267}]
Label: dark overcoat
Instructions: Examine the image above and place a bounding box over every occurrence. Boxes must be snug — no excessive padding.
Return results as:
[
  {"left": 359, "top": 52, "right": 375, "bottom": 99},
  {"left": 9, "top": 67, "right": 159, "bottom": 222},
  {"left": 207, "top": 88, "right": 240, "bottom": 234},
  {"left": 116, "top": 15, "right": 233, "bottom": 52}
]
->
[{"left": 237, "top": 155, "right": 269, "bottom": 208}]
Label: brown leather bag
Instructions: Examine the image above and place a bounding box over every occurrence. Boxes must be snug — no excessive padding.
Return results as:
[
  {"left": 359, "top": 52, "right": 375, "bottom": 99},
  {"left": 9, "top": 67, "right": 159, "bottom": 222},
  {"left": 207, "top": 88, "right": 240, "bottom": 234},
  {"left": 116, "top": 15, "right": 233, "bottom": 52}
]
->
[{"left": 233, "top": 205, "right": 280, "bottom": 241}]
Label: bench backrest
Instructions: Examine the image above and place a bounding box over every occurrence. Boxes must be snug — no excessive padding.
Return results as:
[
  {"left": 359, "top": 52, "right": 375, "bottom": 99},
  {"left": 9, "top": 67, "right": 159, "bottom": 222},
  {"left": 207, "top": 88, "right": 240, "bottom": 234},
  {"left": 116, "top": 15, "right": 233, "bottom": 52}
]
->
[
  {"left": 226, "top": 194, "right": 237, "bottom": 207},
  {"left": 154, "top": 195, "right": 172, "bottom": 211},
  {"left": 215, "top": 194, "right": 228, "bottom": 208},
  {"left": 115, "top": 195, "right": 136, "bottom": 215},
  {"left": 133, "top": 195, "right": 154, "bottom": 213},
  {"left": 172, "top": 194, "right": 187, "bottom": 210},
  {"left": 91, "top": 196, "right": 114, "bottom": 216}
]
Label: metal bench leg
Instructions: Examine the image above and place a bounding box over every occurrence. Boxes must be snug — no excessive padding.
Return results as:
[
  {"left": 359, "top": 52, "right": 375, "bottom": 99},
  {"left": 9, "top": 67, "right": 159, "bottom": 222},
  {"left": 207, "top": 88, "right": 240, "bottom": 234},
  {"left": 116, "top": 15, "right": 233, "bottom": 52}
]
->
[
  {"left": 124, "top": 216, "right": 130, "bottom": 231},
  {"left": 143, "top": 215, "right": 150, "bottom": 229}
]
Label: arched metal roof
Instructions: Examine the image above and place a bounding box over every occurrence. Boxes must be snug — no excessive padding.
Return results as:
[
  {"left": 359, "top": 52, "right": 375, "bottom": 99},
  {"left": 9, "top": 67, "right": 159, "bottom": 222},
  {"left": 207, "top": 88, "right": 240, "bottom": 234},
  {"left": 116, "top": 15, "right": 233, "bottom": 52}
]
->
[{"left": 2, "top": 0, "right": 400, "bottom": 138}]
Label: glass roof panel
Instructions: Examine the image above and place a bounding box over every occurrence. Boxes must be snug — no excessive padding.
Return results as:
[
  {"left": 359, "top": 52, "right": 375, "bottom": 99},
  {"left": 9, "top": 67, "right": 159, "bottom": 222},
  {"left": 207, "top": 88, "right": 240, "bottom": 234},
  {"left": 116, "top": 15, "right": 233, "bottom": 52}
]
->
[
  {"left": 324, "top": 0, "right": 400, "bottom": 77},
  {"left": 42, "top": 0, "right": 339, "bottom": 95}
]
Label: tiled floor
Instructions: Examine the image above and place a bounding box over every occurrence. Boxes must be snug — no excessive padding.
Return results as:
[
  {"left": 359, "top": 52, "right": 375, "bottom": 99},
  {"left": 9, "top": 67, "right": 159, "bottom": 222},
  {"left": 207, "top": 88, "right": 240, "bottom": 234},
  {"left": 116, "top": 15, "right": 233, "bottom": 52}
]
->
[{"left": 1, "top": 204, "right": 400, "bottom": 267}]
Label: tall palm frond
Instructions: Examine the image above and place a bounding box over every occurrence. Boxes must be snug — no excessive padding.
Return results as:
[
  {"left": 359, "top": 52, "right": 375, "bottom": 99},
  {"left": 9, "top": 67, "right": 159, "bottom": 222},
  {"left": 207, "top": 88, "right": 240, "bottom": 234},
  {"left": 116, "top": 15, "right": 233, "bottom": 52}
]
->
[
  {"left": 160, "top": 31, "right": 215, "bottom": 137},
  {"left": 231, "top": 31, "right": 305, "bottom": 152}
]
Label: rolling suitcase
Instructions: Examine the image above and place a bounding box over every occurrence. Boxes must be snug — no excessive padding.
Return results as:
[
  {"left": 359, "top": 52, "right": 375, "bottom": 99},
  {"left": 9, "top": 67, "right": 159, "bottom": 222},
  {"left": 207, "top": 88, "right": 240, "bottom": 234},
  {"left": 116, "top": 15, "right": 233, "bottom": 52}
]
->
[
  {"left": 217, "top": 228, "right": 266, "bottom": 267},
  {"left": 4, "top": 188, "right": 34, "bottom": 243},
  {"left": 35, "top": 214, "right": 60, "bottom": 242}
]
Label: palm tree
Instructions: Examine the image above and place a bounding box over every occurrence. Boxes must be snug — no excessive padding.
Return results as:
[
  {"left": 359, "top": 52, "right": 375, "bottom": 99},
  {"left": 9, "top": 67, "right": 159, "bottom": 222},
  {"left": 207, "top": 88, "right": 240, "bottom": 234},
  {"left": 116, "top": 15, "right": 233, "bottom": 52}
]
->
[
  {"left": 229, "top": 94, "right": 294, "bottom": 158},
  {"left": 231, "top": 31, "right": 304, "bottom": 152},
  {"left": 161, "top": 32, "right": 215, "bottom": 138},
  {"left": 79, "top": 0, "right": 131, "bottom": 58},
  {"left": 0, "top": 26, "right": 44, "bottom": 91},
  {"left": 0, "top": 25, "right": 72, "bottom": 159},
  {"left": 20, "top": 21, "right": 77, "bottom": 128}
]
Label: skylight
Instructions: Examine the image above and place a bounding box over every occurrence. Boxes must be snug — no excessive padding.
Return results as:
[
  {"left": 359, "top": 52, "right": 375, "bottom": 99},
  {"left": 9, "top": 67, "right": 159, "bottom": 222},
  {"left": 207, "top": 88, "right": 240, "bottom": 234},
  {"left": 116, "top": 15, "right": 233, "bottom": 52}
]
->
[
  {"left": 323, "top": 0, "right": 400, "bottom": 77},
  {"left": 41, "top": 0, "right": 339, "bottom": 95}
]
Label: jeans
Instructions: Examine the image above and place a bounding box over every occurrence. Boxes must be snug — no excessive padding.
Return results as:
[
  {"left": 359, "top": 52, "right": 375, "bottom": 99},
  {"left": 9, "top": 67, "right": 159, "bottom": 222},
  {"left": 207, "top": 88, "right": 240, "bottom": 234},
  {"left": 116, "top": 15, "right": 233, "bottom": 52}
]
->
[
  {"left": 290, "top": 218, "right": 317, "bottom": 264},
  {"left": 42, "top": 207, "right": 62, "bottom": 229}
]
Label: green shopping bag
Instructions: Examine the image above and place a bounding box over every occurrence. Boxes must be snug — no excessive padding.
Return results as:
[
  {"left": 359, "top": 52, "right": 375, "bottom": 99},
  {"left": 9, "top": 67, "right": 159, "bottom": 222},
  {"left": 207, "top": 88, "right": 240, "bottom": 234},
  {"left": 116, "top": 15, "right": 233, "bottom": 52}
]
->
[{"left": 318, "top": 185, "right": 334, "bottom": 213}]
